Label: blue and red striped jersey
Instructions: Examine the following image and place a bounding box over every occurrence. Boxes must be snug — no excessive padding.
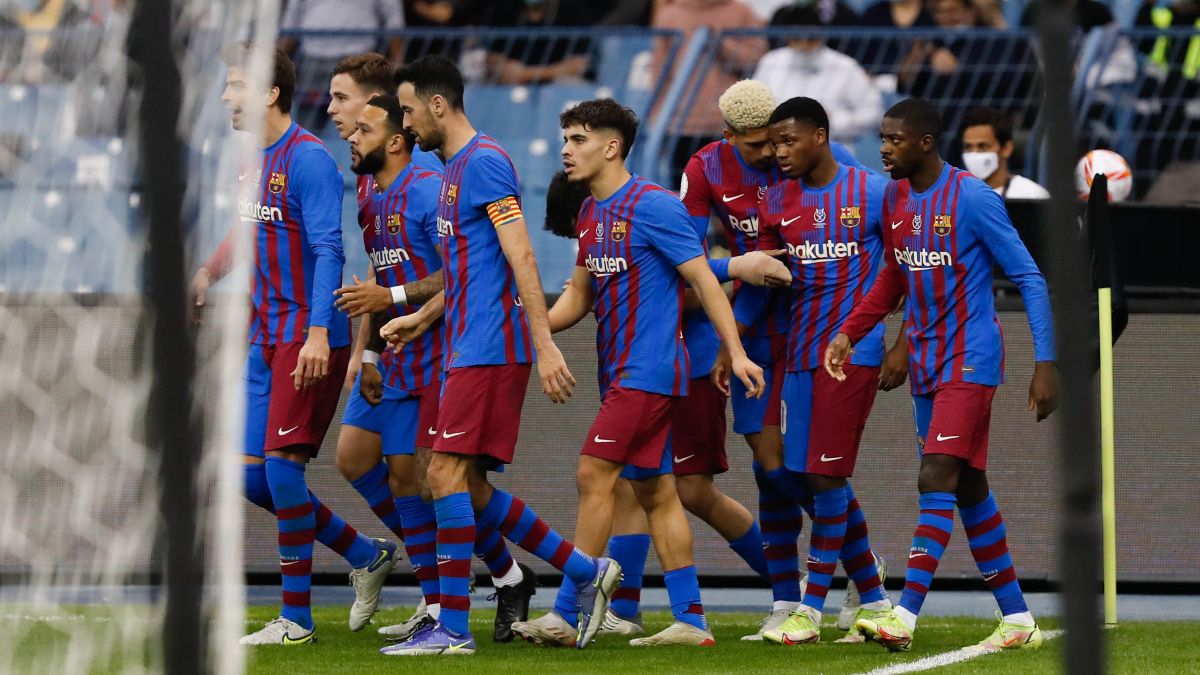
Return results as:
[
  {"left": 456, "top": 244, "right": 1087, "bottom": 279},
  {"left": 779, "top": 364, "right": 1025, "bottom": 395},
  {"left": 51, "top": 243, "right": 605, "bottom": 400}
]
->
[
  {"left": 839, "top": 163, "right": 1056, "bottom": 395},
  {"left": 576, "top": 175, "right": 706, "bottom": 397},
  {"left": 240, "top": 122, "right": 350, "bottom": 347},
  {"left": 357, "top": 163, "right": 445, "bottom": 395},
  {"left": 681, "top": 140, "right": 787, "bottom": 375},
  {"left": 436, "top": 134, "right": 533, "bottom": 369},
  {"left": 759, "top": 164, "right": 888, "bottom": 372}
]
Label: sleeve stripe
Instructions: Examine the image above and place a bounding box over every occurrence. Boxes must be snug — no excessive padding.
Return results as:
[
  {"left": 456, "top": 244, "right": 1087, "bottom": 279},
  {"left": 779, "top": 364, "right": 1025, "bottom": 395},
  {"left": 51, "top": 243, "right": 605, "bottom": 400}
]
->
[{"left": 487, "top": 196, "right": 523, "bottom": 228}]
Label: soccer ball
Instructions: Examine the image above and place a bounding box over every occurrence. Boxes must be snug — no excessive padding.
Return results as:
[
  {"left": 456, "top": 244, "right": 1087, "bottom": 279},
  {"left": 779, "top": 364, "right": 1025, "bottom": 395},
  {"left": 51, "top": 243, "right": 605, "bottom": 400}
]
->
[{"left": 1075, "top": 149, "right": 1132, "bottom": 202}]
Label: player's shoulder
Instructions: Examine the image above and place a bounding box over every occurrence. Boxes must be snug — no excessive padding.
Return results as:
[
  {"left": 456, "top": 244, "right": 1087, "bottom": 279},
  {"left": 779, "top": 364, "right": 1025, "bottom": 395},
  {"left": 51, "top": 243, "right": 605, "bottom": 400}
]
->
[
  {"left": 470, "top": 135, "right": 516, "bottom": 166},
  {"left": 633, "top": 179, "right": 683, "bottom": 212},
  {"left": 953, "top": 167, "right": 1001, "bottom": 203},
  {"left": 860, "top": 168, "right": 890, "bottom": 194}
]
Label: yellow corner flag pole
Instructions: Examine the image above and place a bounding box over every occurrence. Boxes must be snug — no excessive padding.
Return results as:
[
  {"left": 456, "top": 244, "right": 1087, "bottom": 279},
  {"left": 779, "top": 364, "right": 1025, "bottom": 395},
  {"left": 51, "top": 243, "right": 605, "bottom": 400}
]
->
[{"left": 1099, "top": 284, "right": 1117, "bottom": 626}]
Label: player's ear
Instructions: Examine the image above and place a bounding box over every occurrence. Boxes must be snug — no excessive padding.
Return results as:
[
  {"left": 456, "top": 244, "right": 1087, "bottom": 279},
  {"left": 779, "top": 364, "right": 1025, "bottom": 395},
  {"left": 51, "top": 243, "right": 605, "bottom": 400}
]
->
[
  {"left": 429, "top": 94, "right": 444, "bottom": 118},
  {"left": 722, "top": 128, "right": 735, "bottom": 143},
  {"left": 265, "top": 85, "right": 280, "bottom": 109},
  {"left": 605, "top": 137, "right": 620, "bottom": 161}
]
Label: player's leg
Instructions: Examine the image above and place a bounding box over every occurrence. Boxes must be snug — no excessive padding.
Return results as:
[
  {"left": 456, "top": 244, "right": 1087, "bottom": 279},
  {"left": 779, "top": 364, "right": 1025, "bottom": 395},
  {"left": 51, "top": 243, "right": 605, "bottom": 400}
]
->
[
  {"left": 627, "top": 473, "right": 715, "bottom": 647},
  {"left": 335, "top": 371, "right": 407, "bottom": 544},
  {"left": 835, "top": 481, "right": 889, "bottom": 638},
  {"left": 602, "top": 480, "right": 651, "bottom": 634}
]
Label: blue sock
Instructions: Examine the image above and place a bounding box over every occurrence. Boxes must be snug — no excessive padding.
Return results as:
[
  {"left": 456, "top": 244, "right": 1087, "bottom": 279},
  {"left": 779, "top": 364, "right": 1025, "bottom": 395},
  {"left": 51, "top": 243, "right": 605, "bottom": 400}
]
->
[
  {"left": 899, "top": 491, "right": 956, "bottom": 618},
  {"left": 264, "top": 457, "right": 316, "bottom": 630},
  {"left": 960, "top": 492, "right": 1028, "bottom": 616},
  {"left": 801, "top": 486, "right": 848, "bottom": 614},
  {"left": 350, "top": 462, "right": 405, "bottom": 540},
  {"left": 607, "top": 533, "right": 651, "bottom": 619},
  {"left": 244, "top": 463, "right": 274, "bottom": 510},
  {"left": 728, "top": 522, "right": 769, "bottom": 579},
  {"left": 756, "top": 463, "right": 802, "bottom": 603},
  {"left": 433, "top": 493, "right": 475, "bottom": 636},
  {"left": 841, "top": 482, "right": 887, "bottom": 605},
  {"left": 472, "top": 525, "right": 516, "bottom": 579},
  {"left": 553, "top": 576, "right": 579, "bottom": 629},
  {"left": 477, "top": 489, "right": 596, "bottom": 585},
  {"left": 395, "top": 495, "right": 440, "bottom": 609},
  {"left": 663, "top": 566, "right": 706, "bottom": 630}
]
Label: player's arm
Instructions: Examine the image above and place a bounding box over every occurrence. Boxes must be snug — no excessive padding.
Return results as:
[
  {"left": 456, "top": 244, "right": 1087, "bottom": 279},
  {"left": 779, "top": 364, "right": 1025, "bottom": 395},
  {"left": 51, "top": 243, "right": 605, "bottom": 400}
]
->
[
  {"left": 825, "top": 249, "right": 906, "bottom": 382},
  {"left": 190, "top": 226, "right": 241, "bottom": 323},
  {"left": 357, "top": 312, "right": 389, "bottom": 405},
  {"left": 292, "top": 146, "right": 346, "bottom": 389},
  {"left": 676, "top": 256, "right": 765, "bottom": 397},
  {"left": 879, "top": 328, "right": 909, "bottom": 392},
  {"left": 549, "top": 266, "right": 594, "bottom": 333},
  {"left": 381, "top": 290, "right": 445, "bottom": 352},
  {"left": 974, "top": 186, "right": 1059, "bottom": 420},
  {"left": 731, "top": 202, "right": 791, "bottom": 333},
  {"left": 346, "top": 266, "right": 375, "bottom": 390},
  {"left": 494, "top": 205, "right": 576, "bottom": 404},
  {"left": 392, "top": 186, "right": 448, "bottom": 307}
]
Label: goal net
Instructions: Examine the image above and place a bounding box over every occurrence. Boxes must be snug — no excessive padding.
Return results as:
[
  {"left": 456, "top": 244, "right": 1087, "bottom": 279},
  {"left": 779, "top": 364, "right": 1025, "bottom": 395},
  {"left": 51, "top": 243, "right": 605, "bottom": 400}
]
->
[{"left": 0, "top": 2, "right": 279, "bottom": 672}]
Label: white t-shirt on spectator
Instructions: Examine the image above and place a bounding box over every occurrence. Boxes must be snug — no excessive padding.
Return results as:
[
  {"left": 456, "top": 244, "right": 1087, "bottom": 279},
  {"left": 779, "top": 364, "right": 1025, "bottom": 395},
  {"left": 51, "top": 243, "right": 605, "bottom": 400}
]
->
[
  {"left": 751, "top": 45, "right": 883, "bottom": 142},
  {"left": 1000, "top": 174, "right": 1051, "bottom": 200}
]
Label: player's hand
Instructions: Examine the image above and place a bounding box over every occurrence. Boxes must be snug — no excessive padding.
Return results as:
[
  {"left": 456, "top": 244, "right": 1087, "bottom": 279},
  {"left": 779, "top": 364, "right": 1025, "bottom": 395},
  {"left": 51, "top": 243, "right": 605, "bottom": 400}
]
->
[
  {"left": 381, "top": 313, "right": 433, "bottom": 352},
  {"left": 710, "top": 345, "right": 733, "bottom": 396},
  {"left": 729, "top": 251, "right": 792, "bottom": 287},
  {"left": 293, "top": 327, "right": 330, "bottom": 390},
  {"left": 536, "top": 340, "right": 576, "bottom": 404},
  {"left": 730, "top": 354, "right": 766, "bottom": 398},
  {"left": 1028, "top": 361, "right": 1059, "bottom": 422},
  {"left": 360, "top": 361, "right": 383, "bottom": 405},
  {"left": 344, "top": 352, "right": 362, "bottom": 391},
  {"left": 878, "top": 339, "right": 909, "bottom": 392},
  {"left": 824, "top": 332, "right": 853, "bottom": 382},
  {"left": 334, "top": 275, "right": 393, "bottom": 318},
  {"left": 189, "top": 268, "right": 211, "bottom": 324}
]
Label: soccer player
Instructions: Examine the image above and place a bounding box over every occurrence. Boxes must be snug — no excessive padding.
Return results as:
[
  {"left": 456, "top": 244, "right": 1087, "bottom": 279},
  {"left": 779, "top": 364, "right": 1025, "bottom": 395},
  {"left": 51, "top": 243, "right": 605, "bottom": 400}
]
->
[
  {"left": 381, "top": 55, "right": 618, "bottom": 657},
  {"left": 826, "top": 98, "right": 1057, "bottom": 652},
  {"left": 193, "top": 44, "right": 396, "bottom": 645},
  {"left": 326, "top": 53, "right": 534, "bottom": 643},
  {"left": 526, "top": 98, "right": 766, "bottom": 647},
  {"left": 749, "top": 97, "right": 893, "bottom": 646}
]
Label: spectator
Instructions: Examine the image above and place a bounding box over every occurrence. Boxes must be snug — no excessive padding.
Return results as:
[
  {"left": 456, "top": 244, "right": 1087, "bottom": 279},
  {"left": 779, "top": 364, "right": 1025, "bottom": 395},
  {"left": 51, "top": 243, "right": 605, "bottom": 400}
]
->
[
  {"left": 858, "top": 0, "right": 935, "bottom": 79},
  {"left": 769, "top": 0, "right": 858, "bottom": 27},
  {"left": 279, "top": 0, "right": 405, "bottom": 64},
  {"left": 1020, "top": 0, "right": 1114, "bottom": 33},
  {"left": 486, "top": 0, "right": 593, "bottom": 85},
  {"left": 751, "top": 5, "right": 882, "bottom": 142},
  {"left": 859, "top": 0, "right": 933, "bottom": 28},
  {"left": 585, "top": 0, "right": 654, "bottom": 25},
  {"left": 960, "top": 107, "right": 1049, "bottom": 199},
  {"left": 652, "top": 0, "right": 765, "bottom": 177}
]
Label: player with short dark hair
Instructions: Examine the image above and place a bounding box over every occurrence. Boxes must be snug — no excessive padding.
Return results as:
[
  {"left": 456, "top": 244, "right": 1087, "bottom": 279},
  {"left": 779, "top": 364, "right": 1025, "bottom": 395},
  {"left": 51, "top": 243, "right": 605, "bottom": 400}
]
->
[
  {"left": 827, "top": 98, "right": 1058, "bottom": 652},
  {"left": 752, "top": 97, "right": 893, "bottom": 646},
  {"left": 195, "top": 44, "right": 398, "bottom": 646},
  {"left": 380, "top": 55, "right": 619, "bottom": 657},
  {"left": 518, "top": 97, "right": 765, "bottom": 648}
]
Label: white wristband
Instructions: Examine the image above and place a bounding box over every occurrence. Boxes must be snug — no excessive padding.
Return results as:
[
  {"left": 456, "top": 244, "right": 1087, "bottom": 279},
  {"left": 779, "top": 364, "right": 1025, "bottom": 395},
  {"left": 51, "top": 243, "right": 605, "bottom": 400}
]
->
[
  {"left": 362, "top": 350, "right": 381, "bottom": 366},
  {"left": 390, "top": 285, "right": 408, "bottom": 306}
]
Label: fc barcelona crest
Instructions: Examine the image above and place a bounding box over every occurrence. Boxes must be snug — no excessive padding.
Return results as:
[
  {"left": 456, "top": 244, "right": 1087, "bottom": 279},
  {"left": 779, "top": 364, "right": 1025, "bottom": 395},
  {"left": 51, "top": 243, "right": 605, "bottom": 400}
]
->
[
  {"left": 814, "top": 208, "right": 827, "bottom": 226},
  {"left": 445, "top": 184, "right": 458, "bottom": 205},
  {"left": 933, "top": 214, "right": 953, "bottom": 237},
  {"left": 268, "top": 171, "right": 287, "bottom": 194},
  {"left": 610, "top": 220, "right": 627, "bottom": 241},
  {"left": 839, "top": 206, "right": 862, "bottom": 228},
  {"left": 387, "top": 213, "right": 403, "bottom": 235}
]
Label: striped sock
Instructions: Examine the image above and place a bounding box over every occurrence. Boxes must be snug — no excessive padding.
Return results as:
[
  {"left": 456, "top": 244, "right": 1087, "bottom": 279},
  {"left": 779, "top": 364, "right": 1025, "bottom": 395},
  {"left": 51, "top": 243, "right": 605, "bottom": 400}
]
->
[
  {"left": 755, "top": 463, "right": 803, "bottom": 605},
  {"left": 801, "top": 486, "right": 848, "bottom": 615},
  {"left": 473, "top": 525, "right": 516, "bottom": 579},
  {"left": 478, "top": 489, "right": 596, "bottom": 585},
  {"left": 264, "top": 457, "right": 316, "bottom": 630},
  {"left": 899, "top": 491, "right": 957, "bottom": 620},
  {"left": 433, "top": 492, "right": 475, "bottom": 636},
  {"left": 841, "top": 482, "right": 887, "bottom": 605},
  {"left": 663, "top": 566, "right": 706, "bottom": 630},
  {"left": 553, "top": 576, "right": 579, "bottom": 629},
  {"left": 350, "top": 462, "right": 405, "bottom": 541},
  {"left": 244, "top": 462, "right": 375, "bottom": 568},
  {"left": 960, "top": 492, "right": 1029, "bottom": 617},
  {"left": 396, "top": 495, "right": 440, "bottom": 608},
  {"left": 728, "top": 522, "right": 770, "bottom": 579},
  {"left": 607, "top": 533, "right": 651, "bottom": 619}
]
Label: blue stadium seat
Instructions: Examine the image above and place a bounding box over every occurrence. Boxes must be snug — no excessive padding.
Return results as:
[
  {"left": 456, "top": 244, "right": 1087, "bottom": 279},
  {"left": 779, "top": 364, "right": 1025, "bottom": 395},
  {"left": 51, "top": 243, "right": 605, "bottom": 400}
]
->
[
  {"left": 597, "top": 34, "right": 655, "bottom": 94},
  {"left": 0, "top": 84, "right": 38, "bottom": 135},
  {"left": 465, "top": 84, "right": 541, "bottom": 148}
]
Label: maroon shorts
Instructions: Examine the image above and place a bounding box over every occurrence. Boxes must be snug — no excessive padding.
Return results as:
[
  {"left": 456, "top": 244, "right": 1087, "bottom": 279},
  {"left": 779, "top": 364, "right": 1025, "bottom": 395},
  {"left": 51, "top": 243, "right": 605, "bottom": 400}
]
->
[
  {"left": 806, "top": 364, "right": 879, "bottom": 477},
  {"left": 263, "top": 342, "right": 351, "bottom": 455},
  {"left": 670, "top": 377, "right": 729, "bottom": 476},
  {"left": 582, "top": 386, "right": 677, "bottom": 470},
  {"left": 433, "top": 364, "right": 531, "bottom": 464},
  {"left": 762, "top": 340, "right": 787, "bottom": 427},
  {"left": 922, "top": 381, "right": 996, "bottom": 471},
  {"left": 413, "top": 382, "right": 442, "bottom": 450}
]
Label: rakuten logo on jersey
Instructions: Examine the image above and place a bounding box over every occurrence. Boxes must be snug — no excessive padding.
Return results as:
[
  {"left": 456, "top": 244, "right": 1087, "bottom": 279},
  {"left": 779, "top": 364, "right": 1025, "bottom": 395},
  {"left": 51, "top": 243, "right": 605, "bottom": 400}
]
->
[
  {"left": 787, "top": 240, "right": 860, "bottom": 265},
  {"left": 369, "top": 247, "right": 411, "bottom": 270},
  {"left": 895, "top": 247, "right": 953, "bottom": 271},
  {"left": 238, "top": 199, "right": 283, "bottom": 223},
  {"left": 585, "top": 254, "right": 628, "bottom": 277},
  {"left": 727, "top": 214, "right": 758, "bottom": 237}
]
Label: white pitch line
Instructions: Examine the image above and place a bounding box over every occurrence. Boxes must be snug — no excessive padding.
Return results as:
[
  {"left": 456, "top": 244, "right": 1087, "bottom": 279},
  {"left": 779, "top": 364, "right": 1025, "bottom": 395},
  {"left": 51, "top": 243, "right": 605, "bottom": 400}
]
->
[{"left": 853, "top": 629, "right": 1063, "bottom": 675}]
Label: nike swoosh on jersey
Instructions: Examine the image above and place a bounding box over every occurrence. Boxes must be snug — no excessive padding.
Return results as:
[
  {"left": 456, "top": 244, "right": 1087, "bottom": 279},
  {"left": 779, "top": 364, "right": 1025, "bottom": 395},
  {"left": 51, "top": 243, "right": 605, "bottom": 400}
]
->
[
  {"left": 593, "top": 435, "right": 616, "bottom": 444},
  {"left": 442, "top": 430, "right": 467, "bottom": 439},
  {"left": 819, "top": 454, "right": 843, "bottom": 462},
  {"left": 722, "top": 193, "right": 744, "bottom": 203},
  {"left": 427, "top": 427, "right": 438, "bottom": 435},
  {"left": 782, "top": 215, "right": 802, "bottom": 227},
  {"left": 935, "top": 433, "right": 960, "bottom": 441},
  {"left": 277, "top": 425, "right": 300, "bottom": 436},
  {"left": 673, "top": 454, "right": 695, "bottom": 464},
  {"left": 891, "top": 220, "right": 905, "bottom": 229}
]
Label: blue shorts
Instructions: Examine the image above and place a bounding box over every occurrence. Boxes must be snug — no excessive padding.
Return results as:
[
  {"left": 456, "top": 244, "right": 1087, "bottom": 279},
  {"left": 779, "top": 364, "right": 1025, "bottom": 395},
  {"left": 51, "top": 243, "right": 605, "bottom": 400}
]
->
[
  {"left": 341, "top": 373, "right": 420, "bottom": 457},
  {"left": 242, "top": 345, "right": 271, "bottom": 459},
  {"left": 619, "top": 435, "right": 673, "bottom": 480},
  {"left": 731, "top": 334, "right": 785, "bottom": 435}
]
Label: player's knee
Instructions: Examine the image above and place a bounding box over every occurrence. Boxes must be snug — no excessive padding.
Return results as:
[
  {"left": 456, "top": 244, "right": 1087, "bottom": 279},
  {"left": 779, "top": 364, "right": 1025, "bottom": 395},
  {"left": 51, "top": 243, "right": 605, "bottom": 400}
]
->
[
  {"left": 807, "top": 473, "right": 845, "bottom": 494},
  {"left": 425, "top": 454, "right": 462, "bottom": 497},
  {"left": 575, "top": 459, "right": 616, "bottom": 498},
  {"left": 917, "top": 455, "right": 960, "bottom": 493},
  {"left": 674, "top": 476, "right": 713, "bottom": 516},
  {"left": 955, "top": 467, "right": 989, "bottom": 506},
  {"left": 387, "top": 465, "right": 418, "bottom": 497}
]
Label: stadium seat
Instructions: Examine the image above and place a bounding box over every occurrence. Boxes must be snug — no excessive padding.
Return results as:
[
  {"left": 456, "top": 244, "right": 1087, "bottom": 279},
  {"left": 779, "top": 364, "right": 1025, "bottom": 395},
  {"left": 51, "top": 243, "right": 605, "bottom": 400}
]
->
[{"left": 465, "top": 84, "right": 541, "bottom": 148}]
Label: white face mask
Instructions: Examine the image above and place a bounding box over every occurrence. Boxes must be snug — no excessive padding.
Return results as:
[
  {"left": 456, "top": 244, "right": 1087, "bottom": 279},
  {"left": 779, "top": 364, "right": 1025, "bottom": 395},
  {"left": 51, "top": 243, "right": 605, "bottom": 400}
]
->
[{"left": 962, "top": 151, "right": 1000, "bottom": 180}]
